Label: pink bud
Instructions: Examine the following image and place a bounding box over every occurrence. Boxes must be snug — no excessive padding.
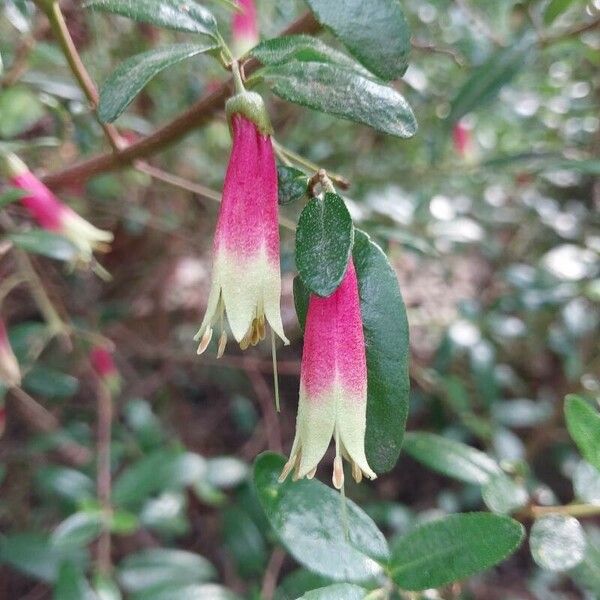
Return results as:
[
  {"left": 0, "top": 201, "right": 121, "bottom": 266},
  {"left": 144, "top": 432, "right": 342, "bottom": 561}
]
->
[
  {"left": 90, "top": 345, "right": 120, "bottom": 394},
  {"left": 0, "top": 319, "right": 21, "bottom": 388},
  {"left": 232, "top": 0, "right": 259, "bottom": 57},
  {"left": 452, "top": 121, "right": 472, "bottom": 159}
]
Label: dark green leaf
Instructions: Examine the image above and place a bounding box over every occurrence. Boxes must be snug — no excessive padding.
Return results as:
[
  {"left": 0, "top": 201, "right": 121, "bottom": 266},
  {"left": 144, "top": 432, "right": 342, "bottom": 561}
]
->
[
  {"left": 390, "top": 513, "right": 524, "bottom": 590},
  {"left": 275, "top": 570, "right": 333, "bottom": 600},
  {"left": 565, "top": 394, "right": 600, "bottom": 471},
  {"left": 403, "top": 432, "right": 501, "bottom": 485},
  {"left": 254, "top": 452, "right": 389, "bottom": 582},
  {"left": 222, "top": 505, "right": 267, "bottom": 577},
  {"left": 305, "top": 0, "right": 410, "bottom": 80},
  {"left": 293, "top": 275, "right": 310, "bottom": 331},
  {"left": 447, "top": 35, "right": 535, "bottom": 125},
  {"left": 0, "top": 186, "right": 26, "bottom": 208},
  {"left": 277, "top": 165, "right": 309, "bottom": 205},
  {"left": 352, "top": 230, "right": 409, "bottom": 473},
  {"left": 99, "top": 43, "right": 217, "bottom": 123},
  {"left": 300, "top": 583, "right": 368, "bottom": 599},
  {"left": 84, "top": 0, "right": 218, "bottom": 37},
  {"left": 8, "top": 230, "right": 78, "bottom": 261},
  {"left": 529, "top": 515, "right": 586, "bottom": 571},
  {"left": 262, "top": 61, "right": 417, "bottom": 138},
  {"left": 296, "top": 193, "right": 353, "bottom": 297},
  {"left": 23, "top": 365, "right": 79, "bottom": 399},
  {"left": 118, "top": 548, "right": 216, "bottom": 593},
  {"left": 54, "top": 562, "right": 93, "bottom": 600},
  {"left": 544, "top": 0, "right": 582, "bottom": 24},
  {"left": 52, "top": 511, "right": 105, "bottom": 548},
  {"left": 252, "top": 35, "right": 370, "bottom": 75}
]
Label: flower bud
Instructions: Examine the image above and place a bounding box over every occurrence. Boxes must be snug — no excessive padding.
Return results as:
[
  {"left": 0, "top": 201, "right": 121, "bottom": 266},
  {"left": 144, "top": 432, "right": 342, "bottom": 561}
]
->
[{"left": 90, "top": 345, "right": 120, "bottom": 394}]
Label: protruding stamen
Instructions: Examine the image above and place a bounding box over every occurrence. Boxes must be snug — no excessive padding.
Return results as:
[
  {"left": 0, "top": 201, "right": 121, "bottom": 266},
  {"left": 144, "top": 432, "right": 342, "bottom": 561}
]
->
[
  {"left": 217, "top": 330, "right": 227, "bottom": 358},
  {"left": 197, "top": 327, "right": 213, "bottom": 355},
  {"left": 257, "top": 314, "right": 266, "bottom": 341},
  {"left": 250, "top": 318, "right": 260, "bottom": 345},
  {"left": 352, "top": 461, "right": 363, "bottom": 484},
  {"left": 306, "top": 466, "right": 317, "bottom": 479},
  {"left": 332, "top": 456, "right": 344, "bottom": 489}
]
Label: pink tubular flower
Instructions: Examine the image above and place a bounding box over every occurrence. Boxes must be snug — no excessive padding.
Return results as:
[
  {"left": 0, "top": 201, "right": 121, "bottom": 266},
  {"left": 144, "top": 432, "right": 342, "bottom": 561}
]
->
[
  {"left": 232, "top": 0, "right": 259, "bottom": 57},
  {"left": 452, "top": 121, "right": 473, "bottom": 160},
  {"left": 90, "top": 345, "right": 120, "bottom": 394},
  {"left": 195, "top": 90, "right": 288, "bottom": 356},
  {"left": 280, "top": 262, "right": 376, "bottom": 489},
  {"left": 0, "top": 318, "right": 21, "bottom": 388},
  {"left": 4, "top": 153, "right": 113, "bottom": 263}
]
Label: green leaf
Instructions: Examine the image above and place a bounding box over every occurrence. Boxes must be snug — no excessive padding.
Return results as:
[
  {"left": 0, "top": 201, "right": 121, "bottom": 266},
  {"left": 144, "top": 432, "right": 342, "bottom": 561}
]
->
[
  {"left": 570, "top": 530, "right": 600, "bottom": 596},
  {"left": 35, "top": 466, "right": 95, "bottom": 504},
  {"left": 222, "top": 505, "right": 267, "bottom": 577},
  {"left": 293, "top": 275, "right": 310, "bottom": 331},
  {"left": 389, "top": 513, "right": 524, "bottom": 590},
  {"left": 54, "top": 562, "right": 94, "bottom": 600},
  {"left": 352, "top": 230, "right": 409, "bottom": 473},
  {"left": 99, "top": 43, "right": 217, "bottom": 123},
  {"left": 305, "top": 0, "right": 410, "bottom": 80},
  {"left": 0, "top": 186, "right": 26, "bottom": 208},
  {"left": 262, "top": 61, "right": 417, "bottom": 138},
  {"left": 296, "top": 193, "right": 353, "bottom": 297},
  {"left": 565, "top": 395, "right": 600, "bottom": 471},
  {"left": 277, "top": 165, "right": 309, "bottom": 206},
  {"left": 23, "top": 365, "right": 79, "bottom": 399},
  {"left": 205, "top": 456, "right": 248, "bottom": 489},
  {"left": 447, "top": 35, "right": 535, "bottom": 125},
  {"left": 481, "top": 473, "right": 529, "bottom": 515},
  {"left": 118, "top": 548, "right": 216, "bottom": 593},
  {"left": 573, "top": 461, "right": 600, "bottom": 504},
  {"left": 544, "top": 0, "right": 582, "bottom": 25},
  {"left": 84, "top": 0, "right": 218, "bottom": 37},
  {"left": 403, "top": 432, "right": 502, "bottom": 485},
  {"left": 300, "top": 583, "right": 368, "bottom": 599},
  {"left": 94, "top": 574, "right": 123, "bottom": 600},
  {"left": 0, "top": 86, "right": 45, "bottom": 138},
  {"left": 275, "top": 570, "right": 333, "bottom": 600},
  {"left": 253, "top": 452, "right": 389, "bottom": 583},
  {"left": 529, "top": 515, "right": 586, "bottom": 571},
  {"left": 131, "top": 584, "right": 239, "bottom": 600},
  {"left": 8, "top": 230, "right": 78, "bottom": 261},
  {"left": 52, "top": 511, "right": 105, "bottom": 548},
  {"left": 252, "top": 35, "right": 370, "bottom": 75}
]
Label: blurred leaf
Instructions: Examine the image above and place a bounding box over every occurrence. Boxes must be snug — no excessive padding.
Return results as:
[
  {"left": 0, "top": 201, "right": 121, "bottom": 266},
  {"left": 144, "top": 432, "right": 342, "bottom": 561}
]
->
[
  {"left": 94, "top": 574, "right": 122, "bottom": 600},
  {"left": 530, "top": 515, "right": 586, "bottom": 570},
  {"left": 99, "top": 43, "right": 218, "bottom": 123},
  {"left": 52, "top": 511, "right": 104, "bottom": 548},
  {"left": 205, "top": 456, "right": 248, "bottom": 489},
  {"left": 8, "top": 230, "right": 78, "bottom": 262},
  {"left": 305, "top": 0, "right": 410, "bottom": 79},
  {"left": 222, "top": 505, "right": 267, "bottom": 577},
  {"left": 84, "top": 0, "right": 219, "bottom": 37},
  {"left": 253, "top": 452, "right": 389, "bottom": 583},
  {"left": 300, "top": 584, "right": 369, "bottom": 599},
  {"left": 565, "top": 394, "right": 600, "bottom": 471},
  {"left": 447, "top": 35, "right": 535, "bottom": 124},
  {"left": 23, "top": 365, "right": 79, "bottom": 399},
  {"left": 110, "top": 509, "right": 139, "bottom": 534},
  {"left": 54, "top": 562, "right": 94, "bottom": 600},
  {"left": 131, "top": 584, "right": 239, "bottom": 600},
  {"left": 573, "top": 461, "right": 600, "bottom": 504},
  {"left": 8, "top": 321, "right": 48, "bottom": 362},
  {"left": 0, "top": 533, "right": 87, "bottom": 582},
  {"left": 252, "top": 35, "right": 370, "bottom": 75},
  {"left": 35, "top": 466, "right": 95, "bottom": 504},
  {"left": 118, "top": 548, "right": 216, "bottom": 593},
  {"left": 0, "top": 86, "right": 45, "bottom": 137},
  {"left": 570, "top": 529, "right": 600, "bottom": 595},
  {"left": 262, "top": 61, "right": 417, "bottom": 138},
  {"left": 403, "top": 432, "right": 502, "bottom": 485},
  {"left": 482, "top": 473, "right": 529, "bottom": 515},
  {"left": 275, "top": 570, "right": 333, "bottom": 600},
  {"left": 0, "top": 186, "right": 26, "bottom": 208},
  {"left": 123, "top": 398, "right": 164, "bottom": 449},
  {"left": 140, "top": 491, "right": 189, "bottom": 536},
  {"left": 544, "top": 0, "right": 582, "bottom": 24},
  {"left": 353, "top": 230, "right": 409, "bottom": 473},
  {"left": 293, "top": 275, "right": 310, "bottom": 331},
  {"left": 296, "top": 193, "right": 353, "bottom": 297},
  {"left": 390, "top": 513, "right": 524, "bottom": 590},
  {"left": 277, "top": 165, "right": 309, "bottom": 205}
]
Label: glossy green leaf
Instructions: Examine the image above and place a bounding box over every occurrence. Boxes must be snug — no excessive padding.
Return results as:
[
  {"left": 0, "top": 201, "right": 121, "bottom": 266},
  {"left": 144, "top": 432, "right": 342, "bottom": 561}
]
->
[
  {"left": 222, "top": 505, "right": 267, "bottom": 577},
  {"left": 99, "top": 43, "right": 217, "bottom": 123},
  {"left": 305, "top": 0, "right": 410, "bottom": 80},
  {"left": 530, "top": 515, "right": 586, "bottom": 571},
  {"left": 118, "top": 548, "right": 216, "bottom": 593},
  {"left": 447, "top": 35, "right": 535, "bottom": 124},
  {"left": 252, "top": 35, "right": 370, "bottom": 75},
  {"left": 84, "top": 0, "right": 218, "bottom": 37},
  {"left": 390, "top": 513, "right": 524, "bottom": 590},
  {"left": 8, "top": 230, "right": 78, "bottom": 261},
  {"left": 253, "top": 452, "right": 389, "bottom": 582},
  {"left": 54, "top": 562, "right": 93, "bottom": 600},
  {"left": 352, "top": 230, "right": 409, "bottom": 473},
  {"left": 0, "top": 186, "right": 26, "bottom": 208},
  {"left": 300, "top": 583, "right": 368, "bottom": 599},
  {"left": 23, "top": 365, "right": 79, "bottom": 399},
  {"left": 52, "top": 511, "right": 105, "bottom": 548},
  {"left": 403, "top": 432, "right": 502, "bottom": 485},
  {"left": 296, "top": 193, "right": 353, "bottom": 297},
  {"left": 275, "top": 570, "right": 333, "bottom": 600},
  {"left": 293, "top": 275, "right": 310, "bottom": 331},
  {"left": 565, "top": 394, "right": 600, "bottom": 471},
  {"left": 277, "top": 165, "right": 309, "bottom": 205},
  {"left": 262, "top": 61, "right": 417, "bottom": 138}
]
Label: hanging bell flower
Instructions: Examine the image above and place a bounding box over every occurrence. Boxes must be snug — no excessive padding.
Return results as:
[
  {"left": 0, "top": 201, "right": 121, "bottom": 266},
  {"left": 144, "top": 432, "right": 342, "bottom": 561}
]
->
[
  {"left": 0, "top": 318, "right": 21, "bottom": 388},
  {"left": 3, "top": 153, "right": 113, "bottom": 264},
  {"left": 280, "top": 261, "right": 376, "bottom": 489},
  {"left": 195, "top": 67, "right": 288, "bottom": 356},
  {"left": 231, "top": 0, "right": 259, "bottom": 57}
]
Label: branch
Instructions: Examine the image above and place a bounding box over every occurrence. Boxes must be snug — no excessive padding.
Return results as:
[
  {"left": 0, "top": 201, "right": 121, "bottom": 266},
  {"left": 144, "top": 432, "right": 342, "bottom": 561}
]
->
[
  {"left": 42, "top": 12, "right": 320, "bottom": 190},
  {"left": 539, "top": 16, "right": 600, "bottom": 46}
]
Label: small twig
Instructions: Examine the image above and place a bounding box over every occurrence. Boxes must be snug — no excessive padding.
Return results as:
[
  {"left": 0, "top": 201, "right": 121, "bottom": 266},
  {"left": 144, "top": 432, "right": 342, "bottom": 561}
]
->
[
  {"left": 525, "top": 503, "right": 600, "bottom": 519},
  {"left": 411, "top": 38, "right": 466, "bottom": 67},
  {"left": 539, "top": 16, "right": 600, "bottom": 46},
  {"left": 260, "top": 547, "right": 286, "bottom": 600},
  {"left": 246, "top": 368, "right": 282, "bottom": 453}
]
